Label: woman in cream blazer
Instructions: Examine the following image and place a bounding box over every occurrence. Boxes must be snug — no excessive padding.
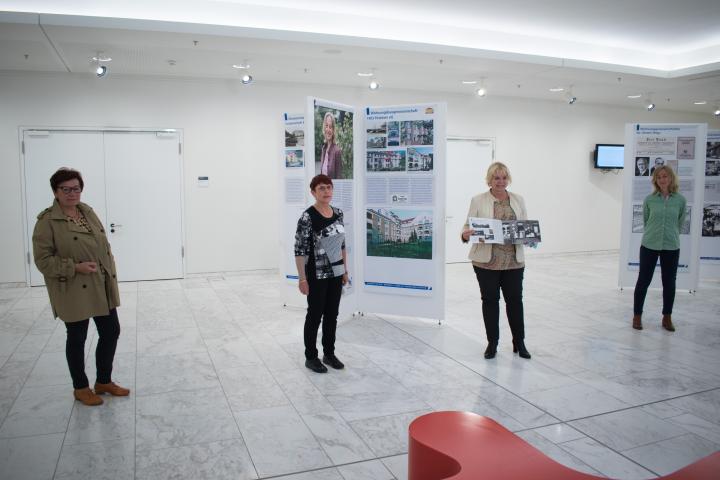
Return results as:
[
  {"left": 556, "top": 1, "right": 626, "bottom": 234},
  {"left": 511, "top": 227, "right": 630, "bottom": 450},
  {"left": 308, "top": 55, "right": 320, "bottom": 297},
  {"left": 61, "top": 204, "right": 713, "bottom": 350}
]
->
[{"left": 461, "top": 162, "right": 531, "bottom": 360}]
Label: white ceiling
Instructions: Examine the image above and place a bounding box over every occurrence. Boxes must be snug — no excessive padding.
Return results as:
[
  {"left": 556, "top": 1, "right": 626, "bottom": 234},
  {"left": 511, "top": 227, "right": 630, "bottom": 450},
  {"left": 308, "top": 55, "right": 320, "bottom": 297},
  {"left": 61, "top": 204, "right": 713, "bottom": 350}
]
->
[{"left": 1, "top": 0, "right": 720, "bottom": 114}]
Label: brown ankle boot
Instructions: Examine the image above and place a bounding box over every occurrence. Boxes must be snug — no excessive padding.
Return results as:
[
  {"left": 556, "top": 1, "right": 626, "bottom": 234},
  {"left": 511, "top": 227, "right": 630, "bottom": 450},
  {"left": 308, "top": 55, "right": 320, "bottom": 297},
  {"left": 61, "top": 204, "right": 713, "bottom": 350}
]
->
[
  {"left": 662, "top": 314, "right": 675, "bottom": 332},
  {"left": 632, "top": 314, "right": 643, "bottom": 330},
  {"left": 94, "top": 382, "right": 130, "bottom": 396},
  {"left": 74, "top": 387, "right": 103, "bottom": 406}
]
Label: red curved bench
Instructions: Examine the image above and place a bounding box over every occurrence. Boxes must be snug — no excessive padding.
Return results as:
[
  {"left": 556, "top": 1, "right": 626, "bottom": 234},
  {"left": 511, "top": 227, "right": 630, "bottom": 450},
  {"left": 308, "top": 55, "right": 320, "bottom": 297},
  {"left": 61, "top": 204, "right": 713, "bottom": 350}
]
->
[{"left": 408, "top": 411, "right": 720, "bottom": 480}]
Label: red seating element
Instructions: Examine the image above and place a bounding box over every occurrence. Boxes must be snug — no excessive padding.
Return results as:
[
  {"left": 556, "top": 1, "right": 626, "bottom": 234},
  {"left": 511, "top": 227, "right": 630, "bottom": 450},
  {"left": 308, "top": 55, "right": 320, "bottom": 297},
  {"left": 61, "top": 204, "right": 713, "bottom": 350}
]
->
[{"left": 408, "top": 411, "right": 720, "bottom": 480}]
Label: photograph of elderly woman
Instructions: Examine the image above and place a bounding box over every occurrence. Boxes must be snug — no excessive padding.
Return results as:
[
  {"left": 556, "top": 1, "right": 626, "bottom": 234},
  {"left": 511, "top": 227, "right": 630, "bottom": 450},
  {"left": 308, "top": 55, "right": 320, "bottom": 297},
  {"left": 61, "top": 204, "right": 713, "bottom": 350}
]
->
[{"left": 314, "top": 106, "right": 354, "bottom": 179}]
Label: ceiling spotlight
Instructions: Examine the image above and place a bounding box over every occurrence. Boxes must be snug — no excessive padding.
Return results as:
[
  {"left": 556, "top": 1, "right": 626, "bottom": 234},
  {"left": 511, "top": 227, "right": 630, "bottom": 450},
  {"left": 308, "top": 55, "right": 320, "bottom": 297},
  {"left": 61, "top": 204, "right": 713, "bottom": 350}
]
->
[
  {"left": 369, "top": 80, "right": 380, "bottom": 90},
  {"left": 568, "top": 95, "right": 577, "bottom": 105},
  {"left": 476, "top": 87, "right": 487, "bottom": 97},
  {"left": 92, "top": 51, "right": 110, "bottom": 78},
  {"left": 95, "top": 65, "right": 108, "bottom": 78},
  {"left": 646, "top": 100, "right": 655, "bottom": 111},
  {"left": 714, "top": 107, "right": 720, "bottom": 116},
  {"left": 241, "top": 74, "right": 253, "bottom": 84}
]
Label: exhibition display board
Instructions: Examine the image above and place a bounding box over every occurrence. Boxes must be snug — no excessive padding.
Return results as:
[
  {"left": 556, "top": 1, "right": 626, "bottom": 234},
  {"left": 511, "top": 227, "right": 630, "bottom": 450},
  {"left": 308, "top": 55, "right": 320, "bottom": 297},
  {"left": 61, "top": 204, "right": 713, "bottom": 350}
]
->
[
  {"left": 280, "top": 113, "right": 308, "bottom": 306},
  {"left": 700, "top": 129, "right": 720, "bottom": 277},
  {"left": 281, "top": 100, "right": 446, "bottom": 321},
  {"left": 619, "top": 123, "right": 707, "bottom": 290},
  {"left": 358, "top": 103, "right": 447, "bottom": 320}
]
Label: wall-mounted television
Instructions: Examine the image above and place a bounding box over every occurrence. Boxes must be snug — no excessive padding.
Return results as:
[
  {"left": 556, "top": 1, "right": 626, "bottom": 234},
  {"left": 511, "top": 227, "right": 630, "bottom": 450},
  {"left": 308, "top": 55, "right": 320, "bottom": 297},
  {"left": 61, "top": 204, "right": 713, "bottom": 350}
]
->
[{"left": 594, "top": 144, "right": 624, "bottom": 169}]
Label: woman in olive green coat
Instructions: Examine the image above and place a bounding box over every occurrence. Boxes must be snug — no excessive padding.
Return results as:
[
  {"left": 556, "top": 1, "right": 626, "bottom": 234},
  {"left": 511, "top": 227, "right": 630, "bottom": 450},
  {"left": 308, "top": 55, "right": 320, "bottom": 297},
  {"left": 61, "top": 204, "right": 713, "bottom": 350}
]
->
[{"left": 33, "top": 168, "right": 130, "bottom": 406}]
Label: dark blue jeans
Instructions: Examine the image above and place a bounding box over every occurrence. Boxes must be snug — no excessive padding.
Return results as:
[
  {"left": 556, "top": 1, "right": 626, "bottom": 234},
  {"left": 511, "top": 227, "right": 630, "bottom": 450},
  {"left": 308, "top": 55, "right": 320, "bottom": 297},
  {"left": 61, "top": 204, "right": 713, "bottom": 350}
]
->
[
  {"left": 633, "top": 245, "right": 680, "bottom": 315},
  {"left": 65, "top": 308, "right": 120, "bottom": 389}
]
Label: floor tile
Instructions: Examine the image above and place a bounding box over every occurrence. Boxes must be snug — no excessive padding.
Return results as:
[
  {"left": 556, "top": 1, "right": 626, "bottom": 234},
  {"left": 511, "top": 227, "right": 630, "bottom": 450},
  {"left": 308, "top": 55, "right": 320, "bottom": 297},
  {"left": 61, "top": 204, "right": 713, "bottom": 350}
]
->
[
  {"left": 0, "top": 433, "right": 64, "bottom": 480},
  {"left": 55, "top": 438, "right": 135, "bottom": 480}
]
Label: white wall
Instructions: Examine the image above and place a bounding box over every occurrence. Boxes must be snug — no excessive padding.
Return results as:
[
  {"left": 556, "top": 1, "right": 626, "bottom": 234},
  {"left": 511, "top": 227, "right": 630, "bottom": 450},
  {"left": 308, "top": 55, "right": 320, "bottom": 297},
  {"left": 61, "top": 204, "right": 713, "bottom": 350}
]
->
[{"left": 1, "top": 71, "right": 717, "bottom": 283}]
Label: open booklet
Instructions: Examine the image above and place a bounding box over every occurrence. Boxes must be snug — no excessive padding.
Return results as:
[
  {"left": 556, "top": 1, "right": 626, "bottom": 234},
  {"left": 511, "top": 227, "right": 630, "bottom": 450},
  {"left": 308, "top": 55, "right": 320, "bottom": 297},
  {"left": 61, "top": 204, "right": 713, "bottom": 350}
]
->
[{"left": 468, "top": 217, "right": 541, "bottom": 245}]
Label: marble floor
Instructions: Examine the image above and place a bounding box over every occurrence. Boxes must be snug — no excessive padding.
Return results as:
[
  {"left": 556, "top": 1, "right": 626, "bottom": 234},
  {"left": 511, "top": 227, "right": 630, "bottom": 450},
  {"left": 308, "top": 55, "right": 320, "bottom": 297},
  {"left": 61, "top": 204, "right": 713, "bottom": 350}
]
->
[{"left": 0, "top": 252, "right": 719, "bottom": 480}]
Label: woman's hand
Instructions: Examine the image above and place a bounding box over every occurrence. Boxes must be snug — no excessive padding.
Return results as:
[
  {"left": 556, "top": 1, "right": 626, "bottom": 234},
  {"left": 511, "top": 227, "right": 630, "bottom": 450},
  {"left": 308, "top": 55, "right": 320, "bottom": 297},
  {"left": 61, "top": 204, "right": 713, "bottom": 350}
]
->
[
  {"left": 342, "top": 273, "right": 349, "bottom": 285},
  {"left": 75, "top": 261, "right": 98, "bottom": 274},
  {"left": 298, "top": 278, "right": 309, "bottom": 295},
  {"left": 461, "top": 228, "right": 473, "bottom": 242}
]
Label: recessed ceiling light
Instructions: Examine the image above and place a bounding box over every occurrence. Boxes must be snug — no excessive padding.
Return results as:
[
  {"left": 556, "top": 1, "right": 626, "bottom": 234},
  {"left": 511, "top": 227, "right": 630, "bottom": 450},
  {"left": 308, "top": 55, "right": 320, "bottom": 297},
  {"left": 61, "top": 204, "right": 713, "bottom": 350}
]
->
[
  {"left": 694, "top": 101, "right": 707, "bottom": 105},
  {"left": 92, "top": 55, "right": 112, "bottom": 62},
  {"left": 369, "top": 80, "right": 380, "bottom": 90},
  {"left": 232, "top": 63, "right": 250, "bottom": 69},
  {"left": 627, "top": 94, "right": 642, "bottom": 99},
  {"left": 476, "top": 87, "right": 487, "bottom": 97},
  {"left": 357, "top": 72, "right": 374, "bottom": 77},
  {"left": 462, "top": 80, "right": 477, "bottom": 85},
  {"left": 549, "top": 87, "right": 564, "bottom": 92}
]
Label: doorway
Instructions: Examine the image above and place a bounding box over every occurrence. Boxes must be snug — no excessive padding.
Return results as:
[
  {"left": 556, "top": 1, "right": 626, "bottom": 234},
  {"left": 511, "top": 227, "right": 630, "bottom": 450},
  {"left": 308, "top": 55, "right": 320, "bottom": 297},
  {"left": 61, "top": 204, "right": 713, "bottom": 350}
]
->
[
  {"left": 445, "top": 137, "right": 494, "bottom": 263},
  {"left": 22, "top": 128, "right": 185, "bottom": 285}
]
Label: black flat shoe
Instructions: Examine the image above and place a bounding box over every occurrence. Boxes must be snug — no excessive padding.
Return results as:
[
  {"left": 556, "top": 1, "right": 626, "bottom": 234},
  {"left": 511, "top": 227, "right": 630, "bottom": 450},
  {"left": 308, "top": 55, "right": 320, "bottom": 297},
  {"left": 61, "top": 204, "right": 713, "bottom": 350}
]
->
[
  {"left": 322, "top": 354, "right": 345, "bottom": 370},
  {"left": 512, "top": 340, "right": 531, "bottom": 359},
  {"left": 305, "top": 358, "right": 328, "bottom": 373},
  {"left": 484, "top": 342, "right": 497, "bottom": 359}
]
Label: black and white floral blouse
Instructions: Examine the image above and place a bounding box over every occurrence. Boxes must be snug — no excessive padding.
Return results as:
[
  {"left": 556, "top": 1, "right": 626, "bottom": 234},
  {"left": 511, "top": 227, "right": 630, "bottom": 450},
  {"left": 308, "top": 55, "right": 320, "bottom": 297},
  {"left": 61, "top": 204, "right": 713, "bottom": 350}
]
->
[{"left": 294, "top": 206, "right": 346, "bottom": 280}]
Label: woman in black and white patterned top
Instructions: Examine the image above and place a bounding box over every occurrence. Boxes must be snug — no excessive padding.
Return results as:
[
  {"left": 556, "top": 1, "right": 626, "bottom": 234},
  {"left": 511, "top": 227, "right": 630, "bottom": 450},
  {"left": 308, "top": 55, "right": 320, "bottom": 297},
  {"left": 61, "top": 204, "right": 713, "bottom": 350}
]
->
[{"left": 294, "top": 174, "right": 349, "bottom": 373}]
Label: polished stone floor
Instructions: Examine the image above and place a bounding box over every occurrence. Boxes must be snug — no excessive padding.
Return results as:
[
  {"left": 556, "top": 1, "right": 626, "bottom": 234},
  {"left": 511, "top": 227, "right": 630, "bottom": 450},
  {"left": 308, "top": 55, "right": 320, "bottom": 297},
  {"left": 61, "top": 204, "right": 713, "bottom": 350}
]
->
[{"left": 0, "top": 253, "right": 718, "bottom": 480}]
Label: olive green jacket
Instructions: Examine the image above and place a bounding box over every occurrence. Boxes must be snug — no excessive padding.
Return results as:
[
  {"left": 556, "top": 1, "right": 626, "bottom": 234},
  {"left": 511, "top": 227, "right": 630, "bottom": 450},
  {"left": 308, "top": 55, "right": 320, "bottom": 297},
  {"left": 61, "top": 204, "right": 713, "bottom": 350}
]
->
[{"left": 32, "top": 201, "right": 120, "bottom": 322}]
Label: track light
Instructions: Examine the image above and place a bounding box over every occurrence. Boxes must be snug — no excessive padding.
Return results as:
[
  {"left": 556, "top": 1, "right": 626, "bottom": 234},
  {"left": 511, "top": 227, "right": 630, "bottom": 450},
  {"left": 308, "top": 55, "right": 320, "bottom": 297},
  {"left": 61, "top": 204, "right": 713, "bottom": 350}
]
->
[
  {"left": 92, "top": 51, "right": 111, "bottom": 78},
  {"left": 476, "top": 87, "right": 486, "bottom": 97},
  {"left": 369, "top": 80, "right": 380, "bottom": 90},
  {"left": 241, "top": 74, "right": 253, "bottom": 84},
  {"left": 95, "top": 65, "right": 108, "bottom": 78},
  {"left": 564, "top": 89, "right": 576, "bottom": 104},
  {"left": 714, "top": 107, "right": 720, "bottom": 117},
  {"left": 646, "top": 101, "right": 655, "bottom": 111}
]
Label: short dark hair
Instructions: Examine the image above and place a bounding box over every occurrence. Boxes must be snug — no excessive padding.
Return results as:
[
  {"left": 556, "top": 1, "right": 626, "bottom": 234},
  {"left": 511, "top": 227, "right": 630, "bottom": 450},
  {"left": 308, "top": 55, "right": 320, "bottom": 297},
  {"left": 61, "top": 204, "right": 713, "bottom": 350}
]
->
[
  {"left": 50, "top": 168, "right": 84, "bottom": 191},
  {"left": 310, "top": 174, "right": 333, "bottom": 191}
]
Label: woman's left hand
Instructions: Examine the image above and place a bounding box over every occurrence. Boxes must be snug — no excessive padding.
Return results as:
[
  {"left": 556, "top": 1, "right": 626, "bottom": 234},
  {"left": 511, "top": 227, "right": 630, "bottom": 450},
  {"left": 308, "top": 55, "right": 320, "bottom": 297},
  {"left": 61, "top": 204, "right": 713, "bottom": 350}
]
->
[{"left": 342, "top": 273, "right": 349, "bottom": 285}]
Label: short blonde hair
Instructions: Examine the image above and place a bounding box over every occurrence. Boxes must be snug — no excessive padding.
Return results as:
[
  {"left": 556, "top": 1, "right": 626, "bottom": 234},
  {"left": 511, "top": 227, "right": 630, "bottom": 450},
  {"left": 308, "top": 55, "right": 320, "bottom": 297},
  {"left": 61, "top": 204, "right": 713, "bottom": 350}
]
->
[
  {"left": 486, "top": 162, "right": 512, "bottom": 187},
  {"left": 651, "top": 165, "right": 679, "bottom": 194}
]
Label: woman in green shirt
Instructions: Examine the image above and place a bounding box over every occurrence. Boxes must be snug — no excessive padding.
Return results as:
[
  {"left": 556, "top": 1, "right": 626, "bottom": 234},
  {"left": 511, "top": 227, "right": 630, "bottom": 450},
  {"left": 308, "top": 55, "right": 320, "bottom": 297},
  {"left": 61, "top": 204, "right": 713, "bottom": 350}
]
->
[{"left": 632, "top": 165, "right": 686, "bottom": 332}]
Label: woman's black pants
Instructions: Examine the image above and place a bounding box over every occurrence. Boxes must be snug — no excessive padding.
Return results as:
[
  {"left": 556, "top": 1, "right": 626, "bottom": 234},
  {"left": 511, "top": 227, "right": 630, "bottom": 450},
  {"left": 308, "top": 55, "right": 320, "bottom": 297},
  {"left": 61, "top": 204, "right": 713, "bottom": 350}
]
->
[
  {"left": 633, "top": 245, "right": 680, "bottom": 315},
  {"left": 64, "top": 308, "right": 120, "bottom": 389},
  {"left": 304, "top": 276, "right": 343, "bottom": 360},
  {"left": 473, "top": 266, "right": 525, "bottom": 343}
]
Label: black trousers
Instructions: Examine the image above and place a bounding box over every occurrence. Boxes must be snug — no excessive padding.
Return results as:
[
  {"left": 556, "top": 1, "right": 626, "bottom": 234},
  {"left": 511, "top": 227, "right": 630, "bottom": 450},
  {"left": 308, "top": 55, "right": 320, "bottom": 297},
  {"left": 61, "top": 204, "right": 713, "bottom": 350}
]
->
[
  {"left": 304, "top": 275, "right": 343, "bottom": 360},
  {"left": 473, "top": 266, "right": 525, "bottom": 343},
  {"left": 633, "top": 245, "right": 680, "bottom": 315},
  {"left": 64, "top": 308, "right": 120, "bottom": 389}
]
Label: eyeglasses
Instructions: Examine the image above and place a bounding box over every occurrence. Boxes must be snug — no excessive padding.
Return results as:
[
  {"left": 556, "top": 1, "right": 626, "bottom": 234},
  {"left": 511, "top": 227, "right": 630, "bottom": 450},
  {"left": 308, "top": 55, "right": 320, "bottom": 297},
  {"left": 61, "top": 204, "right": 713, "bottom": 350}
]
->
[{"left": 58, "top": 186, "right": 82, "bottom": 194}]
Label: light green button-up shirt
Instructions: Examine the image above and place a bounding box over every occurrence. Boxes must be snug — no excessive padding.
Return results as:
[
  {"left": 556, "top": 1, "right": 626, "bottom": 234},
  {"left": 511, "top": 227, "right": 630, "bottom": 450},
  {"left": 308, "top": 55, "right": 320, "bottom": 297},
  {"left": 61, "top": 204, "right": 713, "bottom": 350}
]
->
[{"left": 641, "top": 192, "right": 687, "bottom": 251}]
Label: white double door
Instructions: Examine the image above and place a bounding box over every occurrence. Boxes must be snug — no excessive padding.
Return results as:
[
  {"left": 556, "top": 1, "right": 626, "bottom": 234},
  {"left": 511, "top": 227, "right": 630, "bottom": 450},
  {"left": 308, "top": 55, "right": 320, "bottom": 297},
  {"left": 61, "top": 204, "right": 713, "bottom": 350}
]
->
[{"left": 24, "top": 130, "right": 184, "bottom": 285}]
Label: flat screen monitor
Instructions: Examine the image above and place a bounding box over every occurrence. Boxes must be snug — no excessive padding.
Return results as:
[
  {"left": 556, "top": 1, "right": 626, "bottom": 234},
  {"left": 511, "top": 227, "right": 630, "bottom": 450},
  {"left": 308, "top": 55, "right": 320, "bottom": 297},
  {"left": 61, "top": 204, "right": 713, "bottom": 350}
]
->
[{"left": 594, "top": 144, "right": 624, "bottom": 169}]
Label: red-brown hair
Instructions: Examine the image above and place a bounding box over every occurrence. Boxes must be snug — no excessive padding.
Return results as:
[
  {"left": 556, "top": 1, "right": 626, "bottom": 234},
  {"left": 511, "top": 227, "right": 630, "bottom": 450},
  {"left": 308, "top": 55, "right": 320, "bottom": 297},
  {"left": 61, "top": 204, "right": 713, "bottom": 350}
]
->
[{"left": 310, "top": 174, "right": 333, "bottom": 191}]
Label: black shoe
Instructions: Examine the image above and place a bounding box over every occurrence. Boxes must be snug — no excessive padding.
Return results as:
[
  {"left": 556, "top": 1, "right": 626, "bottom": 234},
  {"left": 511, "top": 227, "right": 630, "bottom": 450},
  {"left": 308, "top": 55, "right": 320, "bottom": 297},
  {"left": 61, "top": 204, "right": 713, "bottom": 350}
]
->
[
  {"left": 322, "top": 354, "right": 345, "bottom": 370},
  {"left": 484, "top": 342, "right": 497, "bottom": 359},
  {"left": 513, "top": 340, "right": 531, "bottom": 359},
  {"left": 305, "top": 358, "right": 328, "bottom": 373}
]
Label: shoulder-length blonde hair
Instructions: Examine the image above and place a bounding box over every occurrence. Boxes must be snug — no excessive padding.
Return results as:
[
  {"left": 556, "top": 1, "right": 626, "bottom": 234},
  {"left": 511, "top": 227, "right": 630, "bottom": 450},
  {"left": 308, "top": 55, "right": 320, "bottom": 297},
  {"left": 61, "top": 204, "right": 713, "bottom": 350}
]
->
[
  {"left": 651, "top": 165, "right": 679, "bottom": 194},
  {"left": 485, "top": 162, "right": 512, "bottom": 187}
]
